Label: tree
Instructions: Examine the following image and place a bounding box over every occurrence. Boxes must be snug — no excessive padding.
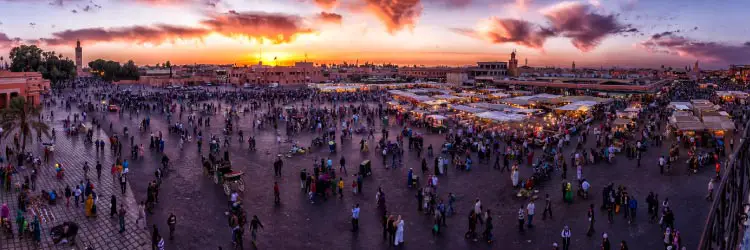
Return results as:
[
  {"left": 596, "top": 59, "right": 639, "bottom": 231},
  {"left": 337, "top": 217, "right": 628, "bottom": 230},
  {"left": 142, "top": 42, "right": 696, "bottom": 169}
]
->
[
  {"left": 8, "top": 45, "right": 76, "bottom": 87},
  {"left": 88, "top": 59, "right": 139, "bottom": 81},
  {"left": 0, "top": 97, "right": 50, "bottom": 153}
]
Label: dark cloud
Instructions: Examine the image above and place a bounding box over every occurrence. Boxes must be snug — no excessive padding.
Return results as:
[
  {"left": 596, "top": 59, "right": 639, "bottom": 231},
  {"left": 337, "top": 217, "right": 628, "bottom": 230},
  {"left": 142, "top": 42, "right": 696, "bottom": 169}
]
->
[
  {"left": 0, "top": 32, "right": 22, "bottom": 48},
  {"left": 651, "top": 30, "right": 679, "bottom": 39},
  {"left": 38, "top": 11, "right": 314, "bottom": 46},
  {"left": 640, "top": 33, "right": 750, "bottom": 63},
  {"left": 455, "top": 18, "right": 553, "bottom": 49},
  {"left": 40, "top": 25, "right": 208, "bottom": 46},
  {"left": 201, "top": 11, "right": 313, "bottom": 43},
  {"left": 427, "top": 0, "right": 472, "bottom": 8},
  {"left": 364, "top": 0, "right": 422, "bottom": 34},
  {"left": 317, "top": 12, "right": 343, "bottom": 24},
  {"left": 83, "top": 5, "right": 91, "bottom": 11},
  {"left": 542, "top": 2, "right": 637, "bottom": 51},
  {"left": 29, "top": 22, "right": 37, "bottom": 27},
  {"left": 71, "top": 9, "right": 78, "bottom": 13}
]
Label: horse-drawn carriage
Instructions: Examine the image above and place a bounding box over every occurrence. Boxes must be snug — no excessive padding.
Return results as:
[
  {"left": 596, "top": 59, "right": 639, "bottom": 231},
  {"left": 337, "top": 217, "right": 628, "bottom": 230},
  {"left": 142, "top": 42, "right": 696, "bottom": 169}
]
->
[{"left": 203, "top": 155, "right": 245, "bottom": 196}]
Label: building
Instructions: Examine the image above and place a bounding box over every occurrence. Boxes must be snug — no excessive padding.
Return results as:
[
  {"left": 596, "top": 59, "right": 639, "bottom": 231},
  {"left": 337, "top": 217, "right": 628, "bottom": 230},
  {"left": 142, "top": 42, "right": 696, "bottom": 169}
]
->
[
  {"left": 0, "top": 71, "right": 50, "bottom": 108},
  {"left": 729, "top": 65, "right": 750, "bottom": 83},
  {"left": 228, "top": 62, "right": 326, "bottom": 86},
  {"left": 471, "top": 62, "right": 508, "bottom": 83},
  {"left": 397, "top": 66, "right": 464, "bottom": 82},
  {"left": 75, "top": 40, "right": 83, "bottom": 75},
  {"left": 508, "top": 50, "right": 519, "bottom": 77},
  {"left": 446, "top": 72, "right": 469, "bottom": 85}
]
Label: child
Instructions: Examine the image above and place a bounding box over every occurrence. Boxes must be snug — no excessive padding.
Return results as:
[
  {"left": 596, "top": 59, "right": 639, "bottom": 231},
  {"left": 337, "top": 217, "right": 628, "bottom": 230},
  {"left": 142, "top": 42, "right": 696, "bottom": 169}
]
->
[
  {"left": 352, "top": 180, "right": 358, "bottom": 195},
  {"left": 308, "top": 191, "right": 315, "bottom": 204}
]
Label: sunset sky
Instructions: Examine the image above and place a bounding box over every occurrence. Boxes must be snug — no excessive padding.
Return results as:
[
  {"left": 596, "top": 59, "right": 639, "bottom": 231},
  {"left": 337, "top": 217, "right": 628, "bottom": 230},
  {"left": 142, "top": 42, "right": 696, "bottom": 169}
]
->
[{"left": 0, "top": 0, "right": 748, "bottom": 69}]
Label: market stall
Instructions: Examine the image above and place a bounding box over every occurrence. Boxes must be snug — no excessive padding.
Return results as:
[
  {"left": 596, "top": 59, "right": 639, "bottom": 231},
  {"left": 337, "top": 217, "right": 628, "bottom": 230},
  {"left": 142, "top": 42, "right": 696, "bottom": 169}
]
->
[{"left": 426, "top": 114, "right": 448, "bottom": 133}]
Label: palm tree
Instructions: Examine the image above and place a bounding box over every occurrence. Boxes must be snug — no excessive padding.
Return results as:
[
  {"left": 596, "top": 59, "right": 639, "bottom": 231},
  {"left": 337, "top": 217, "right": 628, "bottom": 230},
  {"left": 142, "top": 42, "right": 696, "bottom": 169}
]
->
[{"left": 0, "top": 96, "right": 50, "bottom": 153}]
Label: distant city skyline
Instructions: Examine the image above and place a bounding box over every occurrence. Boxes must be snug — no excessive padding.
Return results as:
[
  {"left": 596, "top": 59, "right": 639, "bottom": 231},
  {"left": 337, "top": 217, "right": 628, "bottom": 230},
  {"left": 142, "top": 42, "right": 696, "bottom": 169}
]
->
[{"left": 1, "top": 0, "right": 749, "bottom": 69}]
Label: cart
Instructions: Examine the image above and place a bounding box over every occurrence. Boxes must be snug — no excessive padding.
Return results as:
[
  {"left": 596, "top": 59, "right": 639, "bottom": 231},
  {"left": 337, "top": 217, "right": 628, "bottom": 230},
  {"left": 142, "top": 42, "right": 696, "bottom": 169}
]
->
[
  {"left": 223, "top": 171, "right": 245, "bottom": 196},
  {"left": 213, "top": 161, "right": 233, "bottom": 184},
  {"left": 359, "top": 160, "right": 372, "bottom": 176}
]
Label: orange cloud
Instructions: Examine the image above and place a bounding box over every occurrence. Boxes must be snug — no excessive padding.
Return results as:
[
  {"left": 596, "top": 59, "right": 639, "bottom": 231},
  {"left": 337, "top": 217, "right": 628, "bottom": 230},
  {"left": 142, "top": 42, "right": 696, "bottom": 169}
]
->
[
  {"left": 364, "top": 0, "right": 422, "bottom": 34},
  {"left": 317, "top": 12, "right": 343, "bottom": 24},
  {"left": 313, "top": 0, "right": 338, "bottom": 10},
  {"left": 38, "top": 11, "right": 314, "bottom": 46},
  {"left": 454, "top": 18, "right": 554, "bottom": 49}
]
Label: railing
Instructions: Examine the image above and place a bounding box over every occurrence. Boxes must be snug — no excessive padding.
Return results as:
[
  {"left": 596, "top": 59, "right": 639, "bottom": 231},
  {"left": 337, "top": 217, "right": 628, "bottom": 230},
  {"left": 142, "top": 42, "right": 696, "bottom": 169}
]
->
[{"left": 698, "top": 121, "right": 750, "bottom": 250}]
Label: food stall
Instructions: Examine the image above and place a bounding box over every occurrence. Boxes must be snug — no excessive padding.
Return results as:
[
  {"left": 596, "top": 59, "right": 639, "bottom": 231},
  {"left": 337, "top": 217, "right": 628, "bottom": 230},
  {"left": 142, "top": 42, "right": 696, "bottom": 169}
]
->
[{"left": 426, "top": 114, "right": 448, "bottom": 133}]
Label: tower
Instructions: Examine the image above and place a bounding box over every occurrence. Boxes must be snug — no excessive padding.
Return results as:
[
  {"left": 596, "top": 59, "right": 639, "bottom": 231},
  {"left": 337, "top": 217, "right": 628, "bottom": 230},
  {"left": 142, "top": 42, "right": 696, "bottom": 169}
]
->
[
  {"left": 524, "top": 58, "right": 528, "bottom": 67},
  {"left": 508, "top": 49, "right": 519, "bottom": 77},
  {"left": 75, "top": 40, "right": 82, "bottom": 75},
  {"left": 693, "top": 60, "right": 700, "bottom": 81}
]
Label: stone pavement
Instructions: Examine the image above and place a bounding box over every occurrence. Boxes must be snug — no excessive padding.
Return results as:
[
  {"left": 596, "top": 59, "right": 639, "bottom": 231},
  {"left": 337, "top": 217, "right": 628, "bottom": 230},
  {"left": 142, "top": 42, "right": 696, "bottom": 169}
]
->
[
  {"left": 93, "top": 95, "right": 718, "bottom": 250},
  {"left": 0, "top": 105, "right": 149, "bottom": 250}
]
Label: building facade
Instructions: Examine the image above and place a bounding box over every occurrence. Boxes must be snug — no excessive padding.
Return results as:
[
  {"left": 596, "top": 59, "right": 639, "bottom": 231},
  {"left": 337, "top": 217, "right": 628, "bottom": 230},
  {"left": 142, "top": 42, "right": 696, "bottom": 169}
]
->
[
  {"left": 397, "top": 67, "right": 464, "bottom": 82},
  {"left": 228, "top": 62, "right": 326, "bottom": 86},
  {"left": 446, "top": 72, "right": 469, "bottom": 85},
  {"left": 0, "top": 71, "right": 50, "bottom": 108},
  {"left": 471, "top": 62, "right": 508, "bottom": 82}
]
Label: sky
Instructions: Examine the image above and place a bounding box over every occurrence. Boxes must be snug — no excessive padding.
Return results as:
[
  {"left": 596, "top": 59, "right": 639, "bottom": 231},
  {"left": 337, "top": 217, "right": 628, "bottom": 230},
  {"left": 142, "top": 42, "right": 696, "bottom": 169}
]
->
[{"left": 0, "top": 0, "right": 749, "bottom": 69}]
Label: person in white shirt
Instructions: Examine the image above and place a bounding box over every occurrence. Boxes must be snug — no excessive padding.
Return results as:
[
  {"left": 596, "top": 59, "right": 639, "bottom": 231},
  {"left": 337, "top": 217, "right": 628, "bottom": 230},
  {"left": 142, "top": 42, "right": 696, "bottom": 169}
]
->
[
  {"left": 659, "top": 156, "right": 666, "bottom": 174},
  {"left": 561, "top": 225, "right": 572, "bottom": 250},
  {"left": 474, "top": 199, "right": 483, "bottom": 224},
  {"left": 526, "top": 201, "right": 536, "bottom": 228},
  {"left": 707, "top": 178, "right": 715, "bottom": 201},
  {"left": 581, "top": 180, "right": 591, "bottom": 199}
]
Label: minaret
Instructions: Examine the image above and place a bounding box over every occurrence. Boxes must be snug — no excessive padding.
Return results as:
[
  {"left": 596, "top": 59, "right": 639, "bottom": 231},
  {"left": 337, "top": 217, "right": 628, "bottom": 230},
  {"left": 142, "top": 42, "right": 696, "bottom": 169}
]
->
[
  {"left": 693, "top": 60, "right": 700, "bottom": 80},
  {"left": 75, "top": 40, "right": 82, "bottom": 75},
  {"left": 524, "top": 58, "right": 528, "bottom": 67},
  {"left": 508, "top": 49, "right": 519, "bottom": 77}
]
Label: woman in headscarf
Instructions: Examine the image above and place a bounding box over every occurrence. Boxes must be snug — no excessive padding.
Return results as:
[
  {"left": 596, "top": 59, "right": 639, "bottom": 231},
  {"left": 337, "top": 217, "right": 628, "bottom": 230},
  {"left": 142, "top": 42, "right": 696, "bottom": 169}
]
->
[
  {"left": 394, "top": 215, "right": 404, "bottom": 246},
  {"left": 32, "top": 216, "right": 41, "bottom": 243},
  {"left": 85, "top": 195, "right": 94, "bottom": 217},
  {"left": 0, "top": 203, "right": 9, "bottom": 220}
]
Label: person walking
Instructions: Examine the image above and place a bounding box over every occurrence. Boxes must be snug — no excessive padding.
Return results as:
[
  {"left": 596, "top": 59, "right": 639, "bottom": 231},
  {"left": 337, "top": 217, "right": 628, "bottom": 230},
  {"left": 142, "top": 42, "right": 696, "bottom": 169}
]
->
[
  {"left": 526, "top": 200, "right": 535, "bottom": 228},
  {"left": 120, "top": 173, "right": 127, "bottom": 195},
  {"left": 543, "top": 194, "right": 553, "bottom": 220},
  {"left": 561, "top": 225, "right": 571, "bottom": 250},
  {"left": 586, "top": 204, "right": 595, "bottom": 237},
  {"left": 351, "top": 204, "right": 360, "bottom": 232},
  {"left": 706, "top": 177, "right": 715, "bottom": 201},
  {"left": 273, "top": 182, "right": 281, "bottom": 204},
  {"left": 151, "top": 225, "right": 160, "bottom": 250},
  {"left": 167, "top": 213, "right": 177, "bottom": 239},
  {"left": 517, "top": 207, "right": 525, "bottom": 233},
  {"left": 110, "top": 195, "right": 117, "bottom": 218},
  {"left": 64, "top": 185, "right": 72, "bottom": 207},
  {"left": 74, "top": 185, "right": 81, "bottom": 207},
  {"left": 118, "top": 204, "right": 126, "bottom": 233},
  {"left": 250, "top": 215, "right": 264, "bottom": 247},
  {"left": 96, "top": 161, "right": 102, "bottom": 180},
  {"left": 394, "top": 215, "right": 404, "bottom": 246},
  {"left": 339, "top": 156, "right": 347, "bottom": 174},
  {"left": 338, "top": 177, "right": 344, "bottom": 199}
]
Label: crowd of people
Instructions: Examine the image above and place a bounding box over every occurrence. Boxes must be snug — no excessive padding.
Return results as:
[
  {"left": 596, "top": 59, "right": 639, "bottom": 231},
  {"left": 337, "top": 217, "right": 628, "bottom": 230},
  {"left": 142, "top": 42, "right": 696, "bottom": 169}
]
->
[{"left": 1, "top": 77, "right": 749, "bottom": 249}]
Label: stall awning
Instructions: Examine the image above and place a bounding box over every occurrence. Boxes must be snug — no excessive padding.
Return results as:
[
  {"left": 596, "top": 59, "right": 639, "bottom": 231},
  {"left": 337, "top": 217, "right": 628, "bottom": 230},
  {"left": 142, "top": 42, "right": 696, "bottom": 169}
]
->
[
  {"left": 676, "top": 121, "right": 706, "bottom": 131},
  {"left": 426, "top": 114, "right": 448, "bottom": 120},
  {"left": 476, "top": 111, "right": 527, "bottom": 123},
  {"left": 613, "top": 118, "right": 634, "bottom": 126},
  {"left": 450, "top": 105, "right": 487, "bottom": 114}
]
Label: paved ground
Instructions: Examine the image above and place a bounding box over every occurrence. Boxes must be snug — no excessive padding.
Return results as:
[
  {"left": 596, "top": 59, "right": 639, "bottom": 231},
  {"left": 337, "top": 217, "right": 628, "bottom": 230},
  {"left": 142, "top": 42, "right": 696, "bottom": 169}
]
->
[
  {"left": 3, "top": 88, "right": 722, "bottom": 250},
  {"left": 97, "top": 94, "right": 719, "bottom": 250},
  {"left": 0, "top": 105, "right": 150, "bottom": 250}
]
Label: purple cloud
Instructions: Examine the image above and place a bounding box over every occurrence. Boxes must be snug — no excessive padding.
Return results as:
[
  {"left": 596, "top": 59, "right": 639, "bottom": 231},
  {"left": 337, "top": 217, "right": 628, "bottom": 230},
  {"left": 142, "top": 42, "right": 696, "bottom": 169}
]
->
[
  {"left": 640, "top": 33, "right": 750, "bottom": 63},
  {"left": 542, "top": 1, "right": 638, "bottom": 51}
]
